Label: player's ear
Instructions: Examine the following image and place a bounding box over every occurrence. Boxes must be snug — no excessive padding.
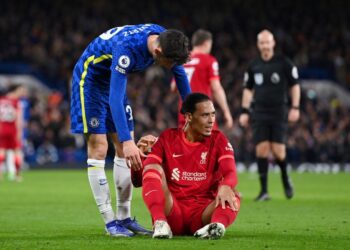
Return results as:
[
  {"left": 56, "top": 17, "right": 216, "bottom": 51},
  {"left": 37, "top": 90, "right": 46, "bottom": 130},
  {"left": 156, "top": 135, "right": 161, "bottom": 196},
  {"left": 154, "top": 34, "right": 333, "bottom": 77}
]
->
[
  {"left": 154, "top": 47, "right": 163, "bottom": 57},
  {"left": 185, "top": 112, "right": 192, "bottom": 123}
]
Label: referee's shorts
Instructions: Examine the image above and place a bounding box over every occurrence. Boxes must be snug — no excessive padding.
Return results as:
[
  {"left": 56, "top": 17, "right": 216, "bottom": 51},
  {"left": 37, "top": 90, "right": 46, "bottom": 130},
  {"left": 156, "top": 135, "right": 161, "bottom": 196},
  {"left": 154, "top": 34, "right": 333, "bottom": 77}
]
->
[{"left": 252, "top": 121, "right": 287, "bottom": 144}]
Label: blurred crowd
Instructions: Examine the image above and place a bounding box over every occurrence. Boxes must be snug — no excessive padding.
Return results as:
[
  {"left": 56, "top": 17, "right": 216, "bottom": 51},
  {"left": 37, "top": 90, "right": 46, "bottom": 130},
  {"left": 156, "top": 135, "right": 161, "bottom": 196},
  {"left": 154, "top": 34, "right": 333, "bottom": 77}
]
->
[{"left": 1, "top": 0, "right": 350, "bottom": 165}]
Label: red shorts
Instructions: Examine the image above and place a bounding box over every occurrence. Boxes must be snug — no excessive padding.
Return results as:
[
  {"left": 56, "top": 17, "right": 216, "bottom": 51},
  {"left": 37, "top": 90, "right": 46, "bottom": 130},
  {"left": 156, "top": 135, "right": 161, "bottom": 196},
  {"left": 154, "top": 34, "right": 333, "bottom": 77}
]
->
[
  {"left": 0, "top": 134, "right": 20, "bottom": 149},
  {"left": 166, "top": 196, "right": 213, "bottom": 235}
]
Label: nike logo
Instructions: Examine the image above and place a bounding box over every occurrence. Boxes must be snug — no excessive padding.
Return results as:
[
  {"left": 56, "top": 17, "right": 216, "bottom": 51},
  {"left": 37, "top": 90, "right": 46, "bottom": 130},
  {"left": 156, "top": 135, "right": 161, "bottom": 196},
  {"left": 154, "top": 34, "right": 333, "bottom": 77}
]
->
[
  {"left": 172, "top": 153, "right": 183, "bottom": 158},
  {"left": 145, "top": 190, "right": 158, "bottom": 197}
]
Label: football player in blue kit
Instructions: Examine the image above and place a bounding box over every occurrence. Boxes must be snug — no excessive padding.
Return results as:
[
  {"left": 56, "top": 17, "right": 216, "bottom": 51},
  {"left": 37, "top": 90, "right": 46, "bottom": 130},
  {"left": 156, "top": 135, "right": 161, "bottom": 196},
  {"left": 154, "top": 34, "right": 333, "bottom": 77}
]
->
[{"left": 71, "top": 24, "right": 191, "bottom": 237}]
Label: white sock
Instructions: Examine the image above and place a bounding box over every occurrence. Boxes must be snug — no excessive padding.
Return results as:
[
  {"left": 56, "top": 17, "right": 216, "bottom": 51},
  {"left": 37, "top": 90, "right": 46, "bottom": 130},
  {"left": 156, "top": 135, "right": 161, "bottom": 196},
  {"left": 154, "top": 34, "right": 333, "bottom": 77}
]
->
[
  {"left": 87, "top": 159, "right": 115, "bottom": 224},
  {"left": 6, "top": 150, "right": 16, "bottom": 180},
  {"left": 113, "top": 156, "right": 132, "bottom": 220}
]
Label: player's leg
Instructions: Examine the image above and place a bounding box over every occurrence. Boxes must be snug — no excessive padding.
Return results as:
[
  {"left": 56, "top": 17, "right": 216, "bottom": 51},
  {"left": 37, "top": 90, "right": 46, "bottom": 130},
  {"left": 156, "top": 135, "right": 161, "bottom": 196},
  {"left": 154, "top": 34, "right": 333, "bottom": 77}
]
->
[
  {"left": 0, "top": 148, "right": 5, "bottom": 181},
  {"left": 70, "top": 69, "right": 132, "bottom": 237},
  {"left": 6, "top": 150, "right": 16, "bottom": 181},
  {"left": 142, "top": 164, "right": 174, "bottom": 238},
  {"left": 195, "top": 192, "right": 241, "bottom": 239},
  {"left": 271, "top": 123, "right": 293, "bottom": 199},
  {"left": 253, "top": 122, "right": 272, "bottom": 201},
  {"left": 14, "top": 149, "right": 23, "bottom": 182},
  {"left": 109, "top": 132, "right": 152, "bottom": 235}
]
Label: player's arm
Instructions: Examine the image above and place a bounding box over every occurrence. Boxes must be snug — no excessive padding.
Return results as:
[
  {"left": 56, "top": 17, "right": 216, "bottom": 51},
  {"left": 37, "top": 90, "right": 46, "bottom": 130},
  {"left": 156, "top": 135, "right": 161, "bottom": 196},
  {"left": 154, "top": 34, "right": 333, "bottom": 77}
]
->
[
  {"left": 285, "top": 59, "right": 301, "bottom": 122},
  {"left": 211, "top": 79, "right": 233, "bottom": 129},
  {"left": 239, "top": 70, "right": 254, "bottom": 128},
  {"left": 216, "top": 134, "right": 239, "bottom": 211},
  {"left": 16, "top": 101, "right": 24, "bottom": 147},
  {"left": 110, "top": 50, "right": 142, "bottom": 170},
  {"left": 171, "top": 65, "right": 191, "bottom": 100}
]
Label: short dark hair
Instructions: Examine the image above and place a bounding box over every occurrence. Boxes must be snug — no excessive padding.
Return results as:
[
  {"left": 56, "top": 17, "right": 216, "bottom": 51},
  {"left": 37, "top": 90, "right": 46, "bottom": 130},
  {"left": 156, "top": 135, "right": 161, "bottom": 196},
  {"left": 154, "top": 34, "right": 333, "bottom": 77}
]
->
[
  {"left": 191, "top": 29, "right": 212, "bottom": 47},
  {"left": 159, "top": 29, "right": 190, "bottom": 65},
  {"left": 180, "top": 93, "right": 211, "bottom": 114}
]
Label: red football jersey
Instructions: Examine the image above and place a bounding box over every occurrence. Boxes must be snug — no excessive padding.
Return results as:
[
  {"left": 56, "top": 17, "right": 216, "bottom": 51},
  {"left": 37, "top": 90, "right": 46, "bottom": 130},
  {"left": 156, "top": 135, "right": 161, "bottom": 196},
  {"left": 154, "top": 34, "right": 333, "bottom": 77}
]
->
[
  {"left": 0, "top": 96, "right": 19, "bottom": 135},
  {"left": 143, "top": 128, "right": 237, "bottom": 200},
  {"left": 178, "top": 52, "right": 220, "bottom": 128}
]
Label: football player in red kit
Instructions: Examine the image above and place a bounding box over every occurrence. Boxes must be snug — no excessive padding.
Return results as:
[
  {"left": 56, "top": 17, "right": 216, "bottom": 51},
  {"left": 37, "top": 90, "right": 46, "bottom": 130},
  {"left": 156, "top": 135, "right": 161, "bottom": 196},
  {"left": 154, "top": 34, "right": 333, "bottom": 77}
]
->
[
  {"left": 140, "top": 93, "right": 240, "bottom": 239},
  {"left": 172, "top": 29, "right": 233, "bottom": 130},
  {"left": 0, "top": 84, "right": 27, "bottom": 181}
]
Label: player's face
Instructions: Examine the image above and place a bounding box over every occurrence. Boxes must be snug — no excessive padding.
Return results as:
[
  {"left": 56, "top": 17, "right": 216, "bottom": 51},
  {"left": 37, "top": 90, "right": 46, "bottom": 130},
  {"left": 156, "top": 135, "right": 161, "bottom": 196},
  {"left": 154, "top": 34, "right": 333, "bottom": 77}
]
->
[
  {"left": 190, "top": 101, "right": 216, "bottom": 136},
  {"left": 155, "top": 55, "right": 176, "bottom": 69},
  {"left": 154, "top": 49, "right": 176, "bottom": 69},
  {"left": 257, "top": 33, "right": 275, "bottom": 57}
]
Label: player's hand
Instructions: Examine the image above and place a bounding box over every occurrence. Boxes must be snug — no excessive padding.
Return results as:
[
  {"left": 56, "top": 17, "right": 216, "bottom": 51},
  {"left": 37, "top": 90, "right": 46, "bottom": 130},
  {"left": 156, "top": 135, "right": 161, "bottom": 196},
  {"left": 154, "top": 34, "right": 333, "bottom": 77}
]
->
[
  {"left": 137, "top": 135, "right": 158, "bottom": 154},
  {"left": 239, "top": 114, "right": 249, "bottom": 128},
  {"left": 215, "top": 185, "right": 240, "bottom": 211},
  {"left": 123, "top": 140, "right": 143, "bottom": 171},
  {"left": 288, "top": 109, "right": 300, "bottom": 123},
  {"left": 224, "top": 113, "right": 234, "bottom": 129}
]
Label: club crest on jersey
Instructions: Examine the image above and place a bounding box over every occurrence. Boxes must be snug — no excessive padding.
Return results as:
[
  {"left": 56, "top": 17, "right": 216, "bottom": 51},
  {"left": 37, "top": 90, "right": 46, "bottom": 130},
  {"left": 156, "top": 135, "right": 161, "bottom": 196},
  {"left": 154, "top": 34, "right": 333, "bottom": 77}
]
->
[
  {"left": 271, "top": 72, "right": 280, "bottom": 84},
  {"left": 254, "top": 73, "right": 263, "bottom": 85},
  {"left": 200, "top": 152, "right": 208, "bottom": 164},
  {"left": 225, "top": 142, "right": 234, "bottom": 151},
  {"left": 89, "top": 117, "right": 100, "bottom": 128},
  {"left": 118, "top": 55, "right": 130, "bottom": 68}
]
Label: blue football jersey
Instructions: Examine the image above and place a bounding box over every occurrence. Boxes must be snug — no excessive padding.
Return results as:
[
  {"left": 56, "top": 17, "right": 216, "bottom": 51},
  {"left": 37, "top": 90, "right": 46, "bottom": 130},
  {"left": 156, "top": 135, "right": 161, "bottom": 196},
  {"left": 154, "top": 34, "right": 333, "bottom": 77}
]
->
[{"left": 72, "top": 24, "right": 191, "bottom": 141}]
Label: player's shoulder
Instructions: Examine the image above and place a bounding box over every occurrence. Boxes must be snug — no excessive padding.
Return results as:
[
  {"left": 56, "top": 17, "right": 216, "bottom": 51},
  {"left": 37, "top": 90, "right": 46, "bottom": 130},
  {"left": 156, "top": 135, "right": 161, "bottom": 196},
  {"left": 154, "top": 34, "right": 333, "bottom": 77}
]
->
[
  {"left": 247, "top": 57, "right": 261, "bottom": 68},
  {"left": 137, "top": 23, "right": 166, "bottom": 34},
  {"left": 274, "top": 54, "right": 294, "bottom": 65},
  {"left": 210, "top": 129, "right": 228, "bottom": 142},
  {"left": 159, "top": 128, "right": 180, "bottom": 139}
]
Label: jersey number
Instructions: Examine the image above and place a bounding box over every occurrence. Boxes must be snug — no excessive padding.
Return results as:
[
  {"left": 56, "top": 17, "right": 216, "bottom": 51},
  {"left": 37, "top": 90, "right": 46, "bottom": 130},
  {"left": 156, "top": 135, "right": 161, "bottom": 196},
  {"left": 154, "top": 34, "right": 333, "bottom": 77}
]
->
[
  {"left": 99, "top": 26, "right": 129, "bottom": 40},
  {"left": 184, "top": 67, "right": 195, "bottom": 82},
  {"left": 125, "top": 105, "right": 133, "bottom": 121}
]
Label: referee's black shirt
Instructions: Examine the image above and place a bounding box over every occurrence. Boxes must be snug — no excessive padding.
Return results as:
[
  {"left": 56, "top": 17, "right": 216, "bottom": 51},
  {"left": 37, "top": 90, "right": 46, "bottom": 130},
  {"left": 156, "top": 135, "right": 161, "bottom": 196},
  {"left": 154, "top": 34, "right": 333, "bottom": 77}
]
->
[{"left": 243, "top": 55, "right": 299, "bottom": 122}]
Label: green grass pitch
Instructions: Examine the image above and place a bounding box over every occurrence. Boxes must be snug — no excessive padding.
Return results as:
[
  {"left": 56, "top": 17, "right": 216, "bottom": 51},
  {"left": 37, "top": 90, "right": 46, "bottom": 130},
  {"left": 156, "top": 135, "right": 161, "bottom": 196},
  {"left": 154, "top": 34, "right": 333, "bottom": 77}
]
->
[{"left": 0, "top": 170, "right": 349, "bottom": 249}]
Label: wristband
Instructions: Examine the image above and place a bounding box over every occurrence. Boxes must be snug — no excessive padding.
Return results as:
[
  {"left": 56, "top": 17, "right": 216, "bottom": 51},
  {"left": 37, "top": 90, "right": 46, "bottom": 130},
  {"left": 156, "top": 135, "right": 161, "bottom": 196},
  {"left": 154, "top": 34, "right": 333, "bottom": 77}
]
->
[{"left": 241, "top": 107, "right": 250, "bottom": 114}]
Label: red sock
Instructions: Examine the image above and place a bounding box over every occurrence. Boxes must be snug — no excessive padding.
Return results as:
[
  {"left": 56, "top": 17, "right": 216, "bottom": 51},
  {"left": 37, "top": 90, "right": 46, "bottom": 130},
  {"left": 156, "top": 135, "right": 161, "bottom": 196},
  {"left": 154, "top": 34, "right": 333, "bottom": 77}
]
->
[
  {"left": 15, "top": 155, "right": 22, "bottom": 176},
  {"left": 211, "top": 196, "right": 240, "bottom": 228},
  {"left": 142, "top": 169, "right": 166, "bottom": 222}
]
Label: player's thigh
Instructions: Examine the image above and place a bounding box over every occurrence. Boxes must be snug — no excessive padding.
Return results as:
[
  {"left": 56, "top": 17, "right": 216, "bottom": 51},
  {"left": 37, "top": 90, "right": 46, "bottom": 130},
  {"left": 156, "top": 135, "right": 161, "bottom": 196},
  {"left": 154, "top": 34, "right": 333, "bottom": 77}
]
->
[
  {"left": 86, "top": 134, "right": 108, "bottom": 159},
  {"left": 271, "top": 142, "right": 286, "bottom": 160},
  {"left": 71, "top": 77, "right": 115, "bottom": 134},
  {"left": 256, "top": 141, "right": 271, "bottom": 157},
  {"left": 252, "top": 121, "right": 271, "bottom": 145},
  {"left": 271, "top": 122, "right": 288, "bottom": 144}
]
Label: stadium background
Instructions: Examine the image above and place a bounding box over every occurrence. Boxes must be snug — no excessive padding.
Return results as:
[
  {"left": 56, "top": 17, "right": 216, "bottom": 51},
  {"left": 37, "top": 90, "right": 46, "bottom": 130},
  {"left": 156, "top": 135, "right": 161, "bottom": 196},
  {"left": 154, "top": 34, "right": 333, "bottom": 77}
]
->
[
  {"left": 1, "top": 1, "right": 350, "bottom": 249},
  {"left": 1, "top": 0, "right": 350, "bottom": 169}
]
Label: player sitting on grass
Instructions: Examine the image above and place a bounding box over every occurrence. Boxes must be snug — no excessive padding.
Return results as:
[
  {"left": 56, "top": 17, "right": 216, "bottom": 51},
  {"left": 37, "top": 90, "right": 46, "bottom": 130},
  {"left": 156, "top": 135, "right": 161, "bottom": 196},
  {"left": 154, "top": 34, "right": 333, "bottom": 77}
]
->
[{"left": 134, "top": 93, "right": 240, "bottom": 239}]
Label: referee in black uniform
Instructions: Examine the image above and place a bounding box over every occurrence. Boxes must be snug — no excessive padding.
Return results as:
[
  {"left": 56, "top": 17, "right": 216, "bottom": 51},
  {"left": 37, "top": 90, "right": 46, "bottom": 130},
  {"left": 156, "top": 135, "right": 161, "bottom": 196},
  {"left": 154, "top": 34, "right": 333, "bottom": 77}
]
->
[{"left": 239, "top": 29, "right": 300, "bottom": 201}]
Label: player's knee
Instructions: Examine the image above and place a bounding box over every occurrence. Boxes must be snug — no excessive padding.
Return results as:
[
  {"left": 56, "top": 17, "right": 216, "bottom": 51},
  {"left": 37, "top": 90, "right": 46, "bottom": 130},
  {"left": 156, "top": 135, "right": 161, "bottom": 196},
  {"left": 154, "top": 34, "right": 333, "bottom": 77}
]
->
[
  {"left": 87, "top": 136, "right": 108, "bottom": 159},
  {"left": 256, "top": 143, "right": 270, "bottom": 157},
  {"left": 143, "top": 164, "right": 164, "bottom": 177}
]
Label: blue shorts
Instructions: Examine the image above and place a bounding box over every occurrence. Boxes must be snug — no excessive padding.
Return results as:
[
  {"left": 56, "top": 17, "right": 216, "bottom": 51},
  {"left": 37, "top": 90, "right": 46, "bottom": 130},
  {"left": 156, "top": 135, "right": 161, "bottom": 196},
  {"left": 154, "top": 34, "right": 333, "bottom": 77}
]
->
[{"left": 70, "top": 65, "right": 133, "bottom": 134}]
